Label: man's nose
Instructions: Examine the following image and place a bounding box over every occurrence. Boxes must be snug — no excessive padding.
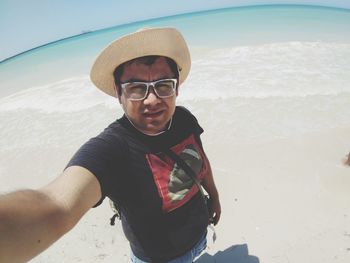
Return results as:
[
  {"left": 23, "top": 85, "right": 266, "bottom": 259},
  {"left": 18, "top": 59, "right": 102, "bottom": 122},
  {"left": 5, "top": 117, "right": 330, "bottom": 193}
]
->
[{"left": 143, "top": 86, "right": 160, "bottom": 105}]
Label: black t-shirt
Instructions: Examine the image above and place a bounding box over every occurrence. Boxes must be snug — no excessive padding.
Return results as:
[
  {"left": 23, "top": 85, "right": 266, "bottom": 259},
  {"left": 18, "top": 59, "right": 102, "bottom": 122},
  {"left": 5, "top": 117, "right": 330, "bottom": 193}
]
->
[{"left": 67, "top": 106, "right": 210, "bottom": 262}]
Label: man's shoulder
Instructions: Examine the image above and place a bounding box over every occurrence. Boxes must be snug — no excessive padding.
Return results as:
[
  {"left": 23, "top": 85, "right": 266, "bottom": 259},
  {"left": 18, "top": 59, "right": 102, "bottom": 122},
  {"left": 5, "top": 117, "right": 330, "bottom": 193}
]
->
[
  {"left": 67, "top": 119, "right": 128, "bottom": 170},
  {"left": 97, "top": 118, "right": 129, "bottom": 139},
  {"left": 83, "top": 119, "right": 128, "bottom": 151},
  {"left": 175, "top": 106, "right": 195, "bottom": 119},
  {"left": 175, "top": 105, "right": 191, "bottom": 115},
  {"left": 174, "top": 106, "right": 198, "bottom": 124},
  {"left": 173, "top": 106, "right": 203, "bottom": 137}
]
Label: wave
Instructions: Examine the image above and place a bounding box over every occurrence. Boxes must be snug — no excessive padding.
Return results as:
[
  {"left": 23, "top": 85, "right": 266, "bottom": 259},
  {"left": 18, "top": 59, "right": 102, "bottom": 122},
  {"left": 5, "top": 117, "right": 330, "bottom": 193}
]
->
[
  {"left": 0, "top": 41, "right": 349, "bottom": 113},
  {"left": 182, "top": 41, "right": 350, "bottom": 99},
  {"left": 0, "top": 76, "right": 118, "bottom": 113}
]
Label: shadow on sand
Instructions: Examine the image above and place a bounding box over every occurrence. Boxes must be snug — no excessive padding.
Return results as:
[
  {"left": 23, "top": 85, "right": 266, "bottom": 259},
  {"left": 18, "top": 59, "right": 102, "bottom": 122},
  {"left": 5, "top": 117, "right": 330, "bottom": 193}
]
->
[{"left": 196, "top": 244, "right": 259, "bottom": 263}]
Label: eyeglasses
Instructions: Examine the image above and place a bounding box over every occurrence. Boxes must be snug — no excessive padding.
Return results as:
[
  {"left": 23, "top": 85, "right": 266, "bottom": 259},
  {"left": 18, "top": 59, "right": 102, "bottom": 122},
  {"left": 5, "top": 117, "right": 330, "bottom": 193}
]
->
[{"left": 120, "top": 78, "right": 177, "bottom": 101}]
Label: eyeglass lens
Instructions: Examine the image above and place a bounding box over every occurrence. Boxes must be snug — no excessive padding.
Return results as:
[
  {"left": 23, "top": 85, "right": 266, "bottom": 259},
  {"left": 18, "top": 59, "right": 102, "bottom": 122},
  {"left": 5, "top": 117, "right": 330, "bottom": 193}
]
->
[{"left": 124, "top": 80, "right": 175, "bottom": 100}]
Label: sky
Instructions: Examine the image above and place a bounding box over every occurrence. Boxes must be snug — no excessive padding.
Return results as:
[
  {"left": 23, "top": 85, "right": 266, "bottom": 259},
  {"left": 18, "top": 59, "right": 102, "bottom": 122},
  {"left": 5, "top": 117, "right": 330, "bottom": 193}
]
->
[{"left": 1, "top": 0, "right": 350, "bottom": 61}]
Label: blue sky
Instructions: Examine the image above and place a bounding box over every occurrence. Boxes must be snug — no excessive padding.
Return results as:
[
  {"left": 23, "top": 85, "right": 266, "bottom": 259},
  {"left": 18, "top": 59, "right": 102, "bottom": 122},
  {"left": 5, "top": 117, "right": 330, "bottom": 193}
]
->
[{"left": 1, "top": 0, "right": 350, "bottom": 61}]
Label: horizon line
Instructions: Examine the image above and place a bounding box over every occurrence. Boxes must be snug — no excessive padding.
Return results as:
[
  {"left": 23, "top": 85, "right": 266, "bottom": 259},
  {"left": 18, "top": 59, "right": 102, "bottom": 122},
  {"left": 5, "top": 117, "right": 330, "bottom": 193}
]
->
[{"left": 1, "top": 3, "right": 349, "bottom": 64}]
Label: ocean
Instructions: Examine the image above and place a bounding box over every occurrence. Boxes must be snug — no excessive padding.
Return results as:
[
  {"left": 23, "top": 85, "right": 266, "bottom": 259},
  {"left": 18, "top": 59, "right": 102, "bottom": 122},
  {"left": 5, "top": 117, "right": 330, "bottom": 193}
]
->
[
  {"left": 1, "top": 5, "right": 350, "bottom": 263},
  {"left": 1, "top": 5, "right": 349, "bottom": 154}
]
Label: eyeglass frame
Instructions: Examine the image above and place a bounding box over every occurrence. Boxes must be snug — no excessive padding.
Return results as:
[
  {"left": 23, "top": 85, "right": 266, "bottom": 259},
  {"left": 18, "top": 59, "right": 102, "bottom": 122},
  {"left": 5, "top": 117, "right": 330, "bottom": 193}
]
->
[{"left": 119, "top": 78, "right": 178, "bottom": 101}]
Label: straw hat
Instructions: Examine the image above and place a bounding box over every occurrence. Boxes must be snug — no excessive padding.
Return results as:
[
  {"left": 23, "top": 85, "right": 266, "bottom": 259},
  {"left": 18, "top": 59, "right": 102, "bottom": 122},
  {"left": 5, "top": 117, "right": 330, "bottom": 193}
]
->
[{"left": 90, "top": 27, "right": 191, "bottom": 97}]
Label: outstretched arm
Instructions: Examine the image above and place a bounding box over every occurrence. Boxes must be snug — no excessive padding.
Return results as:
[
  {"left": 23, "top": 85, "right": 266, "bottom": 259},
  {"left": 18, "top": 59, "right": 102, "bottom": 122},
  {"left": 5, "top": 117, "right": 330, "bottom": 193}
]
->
[
  {"left": 201, "top": 155, "right": 221, "bottom": 226},
  {"left": 0, "top": 166, "right": 101, "bottom": 263}
]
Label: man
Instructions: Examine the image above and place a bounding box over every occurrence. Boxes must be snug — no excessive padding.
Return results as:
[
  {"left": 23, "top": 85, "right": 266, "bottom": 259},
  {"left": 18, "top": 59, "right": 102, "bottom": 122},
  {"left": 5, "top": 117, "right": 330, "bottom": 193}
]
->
[{"left": 0, "top": 27, "right": 221, "bottom": 263}]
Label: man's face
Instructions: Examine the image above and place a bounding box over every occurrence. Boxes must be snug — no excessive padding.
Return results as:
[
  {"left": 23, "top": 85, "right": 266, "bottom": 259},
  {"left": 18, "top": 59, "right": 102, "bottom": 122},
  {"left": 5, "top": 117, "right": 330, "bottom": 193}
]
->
[{"left": 119, "top": 57, "right": 178, "bottom": 135}]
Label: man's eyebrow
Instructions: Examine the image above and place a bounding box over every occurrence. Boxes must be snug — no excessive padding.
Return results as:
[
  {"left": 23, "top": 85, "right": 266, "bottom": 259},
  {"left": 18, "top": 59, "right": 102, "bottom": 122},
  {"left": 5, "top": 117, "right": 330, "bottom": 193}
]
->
[
  {"left": 121, "top": 76, "right": 176, "bottom": 83},
  {"left": 121, "top": 78, "right": 145, "bottom": 83}
]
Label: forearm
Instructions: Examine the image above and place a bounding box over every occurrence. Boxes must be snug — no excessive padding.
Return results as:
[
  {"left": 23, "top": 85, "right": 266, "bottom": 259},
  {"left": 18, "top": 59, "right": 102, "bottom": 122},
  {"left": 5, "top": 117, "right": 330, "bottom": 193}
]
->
[
  {"left": 202, "top": 160, "right": 219, "bottom": 200},
  {"left": 0, "top": 166, "right": 101, "bottom": 263},
  {"left": 0, "top": 189, "right": 69, "bottom": 263},
  {"left": 201, "top": 155, "right": 221, "bottom": 225}
]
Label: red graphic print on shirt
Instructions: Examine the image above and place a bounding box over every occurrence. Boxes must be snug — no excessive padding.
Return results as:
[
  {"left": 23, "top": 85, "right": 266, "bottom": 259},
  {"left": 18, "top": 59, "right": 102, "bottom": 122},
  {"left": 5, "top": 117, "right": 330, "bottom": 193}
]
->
[{"left": 146, "top": 134, "right": 209, "bottom": 212}]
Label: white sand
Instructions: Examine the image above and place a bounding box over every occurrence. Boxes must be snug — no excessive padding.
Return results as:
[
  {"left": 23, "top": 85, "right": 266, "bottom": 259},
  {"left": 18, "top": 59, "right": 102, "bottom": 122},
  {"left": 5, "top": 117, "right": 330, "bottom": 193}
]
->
[
  {"left": 203, "top": 127, "right": 350, "bottom": 263},
  {"left": 1, "top": 41, "right": 349, "bottom": 262},
  {"left": 4, "top": 125, "right": 343, "bottom": 262},
  {"left": 1, "top": 86, "right": 349, "bottom": 262}
]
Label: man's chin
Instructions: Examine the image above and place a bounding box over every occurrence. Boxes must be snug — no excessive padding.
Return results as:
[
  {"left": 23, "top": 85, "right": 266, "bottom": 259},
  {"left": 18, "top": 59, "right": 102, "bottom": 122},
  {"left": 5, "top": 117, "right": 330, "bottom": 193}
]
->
[{"left": 142, "top": 121, "right": 168, "bottom": 135}]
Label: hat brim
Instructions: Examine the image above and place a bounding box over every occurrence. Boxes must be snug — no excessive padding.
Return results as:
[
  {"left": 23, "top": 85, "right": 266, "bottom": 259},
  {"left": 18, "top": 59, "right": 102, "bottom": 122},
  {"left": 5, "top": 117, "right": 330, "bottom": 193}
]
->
[{"left": 90, "top": 27, "right": 191, "bottom": 97}]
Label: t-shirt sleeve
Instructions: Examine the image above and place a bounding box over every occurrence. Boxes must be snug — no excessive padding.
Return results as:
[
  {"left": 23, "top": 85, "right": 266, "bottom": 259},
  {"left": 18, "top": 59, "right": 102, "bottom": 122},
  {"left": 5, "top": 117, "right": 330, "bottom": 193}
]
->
[{"left": 66, "top": 134, "right": 127, "bottom": 207}]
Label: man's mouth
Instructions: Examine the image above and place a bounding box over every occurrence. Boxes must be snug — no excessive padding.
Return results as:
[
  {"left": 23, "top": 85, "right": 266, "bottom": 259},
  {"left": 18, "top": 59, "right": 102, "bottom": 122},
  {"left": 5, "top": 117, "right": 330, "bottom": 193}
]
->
[{"left": 143, "top": 110, "right": 164, "bottom": 118}]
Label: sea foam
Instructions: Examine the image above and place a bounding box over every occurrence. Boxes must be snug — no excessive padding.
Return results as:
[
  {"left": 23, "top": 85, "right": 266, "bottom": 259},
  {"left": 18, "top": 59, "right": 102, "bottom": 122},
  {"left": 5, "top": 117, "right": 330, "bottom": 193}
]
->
[
  {"left": 0, "top": 76, "right": 117, "bottom": 113},
  {"left": 1, "top": 42, "right": 349, "bottom": 114},
  {"left": 182, "top": 41, "right": 350, "bottom": 100}
]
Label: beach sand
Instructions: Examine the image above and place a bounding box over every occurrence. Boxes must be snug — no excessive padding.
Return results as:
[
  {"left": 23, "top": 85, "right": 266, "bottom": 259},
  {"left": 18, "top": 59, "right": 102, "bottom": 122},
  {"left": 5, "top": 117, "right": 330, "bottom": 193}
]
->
[
  {"left": 0, "top": 73, "right": 349, "bottom": 262},
  {"left": 1, "top": 36, "right": 350, "bottom": 263},
  {"left": 204, "top": 127, "right": 350, "bottom": 263},
  {"left": 1, "top": 109, "right": 347, "bottom": 262}
]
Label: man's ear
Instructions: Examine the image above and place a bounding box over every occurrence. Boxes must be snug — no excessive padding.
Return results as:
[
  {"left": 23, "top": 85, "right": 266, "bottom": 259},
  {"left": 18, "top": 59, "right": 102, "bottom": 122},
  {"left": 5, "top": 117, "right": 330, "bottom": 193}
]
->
[
  {"left": 176, "top": 81, "right": 179, "bottom": 96},
  {"left": 113, "top": 83, "right": 122, "bottom": 104}
]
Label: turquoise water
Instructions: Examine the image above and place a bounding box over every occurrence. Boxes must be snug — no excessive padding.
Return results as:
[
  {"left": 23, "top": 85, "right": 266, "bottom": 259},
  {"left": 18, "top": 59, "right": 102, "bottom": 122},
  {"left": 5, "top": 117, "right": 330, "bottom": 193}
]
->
[
  {"left": 1, "top": 5, "right": 350, "bottom": 97},
  {"left": 0, "top": 4, "right": 350, "bottom": 148}
]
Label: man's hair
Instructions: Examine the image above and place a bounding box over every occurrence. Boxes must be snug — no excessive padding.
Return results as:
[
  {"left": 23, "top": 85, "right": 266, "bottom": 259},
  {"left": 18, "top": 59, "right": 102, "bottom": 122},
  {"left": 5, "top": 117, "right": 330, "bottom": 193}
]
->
[{"left": 113, "top": 55, "right": 179, "bottom": 96}]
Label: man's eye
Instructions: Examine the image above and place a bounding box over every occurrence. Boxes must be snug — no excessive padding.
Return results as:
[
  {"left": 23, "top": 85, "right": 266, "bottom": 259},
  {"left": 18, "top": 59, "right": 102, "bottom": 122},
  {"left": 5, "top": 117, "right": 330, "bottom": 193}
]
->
[{"left": 128, "top": 84, "right": 146, "bottom": 93}]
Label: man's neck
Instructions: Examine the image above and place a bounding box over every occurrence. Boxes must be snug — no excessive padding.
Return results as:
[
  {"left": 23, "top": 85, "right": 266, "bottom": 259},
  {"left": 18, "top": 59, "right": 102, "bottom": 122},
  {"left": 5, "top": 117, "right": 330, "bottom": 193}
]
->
[{"left": 124, "top": 114, "right": 172, "bottom": 136}]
